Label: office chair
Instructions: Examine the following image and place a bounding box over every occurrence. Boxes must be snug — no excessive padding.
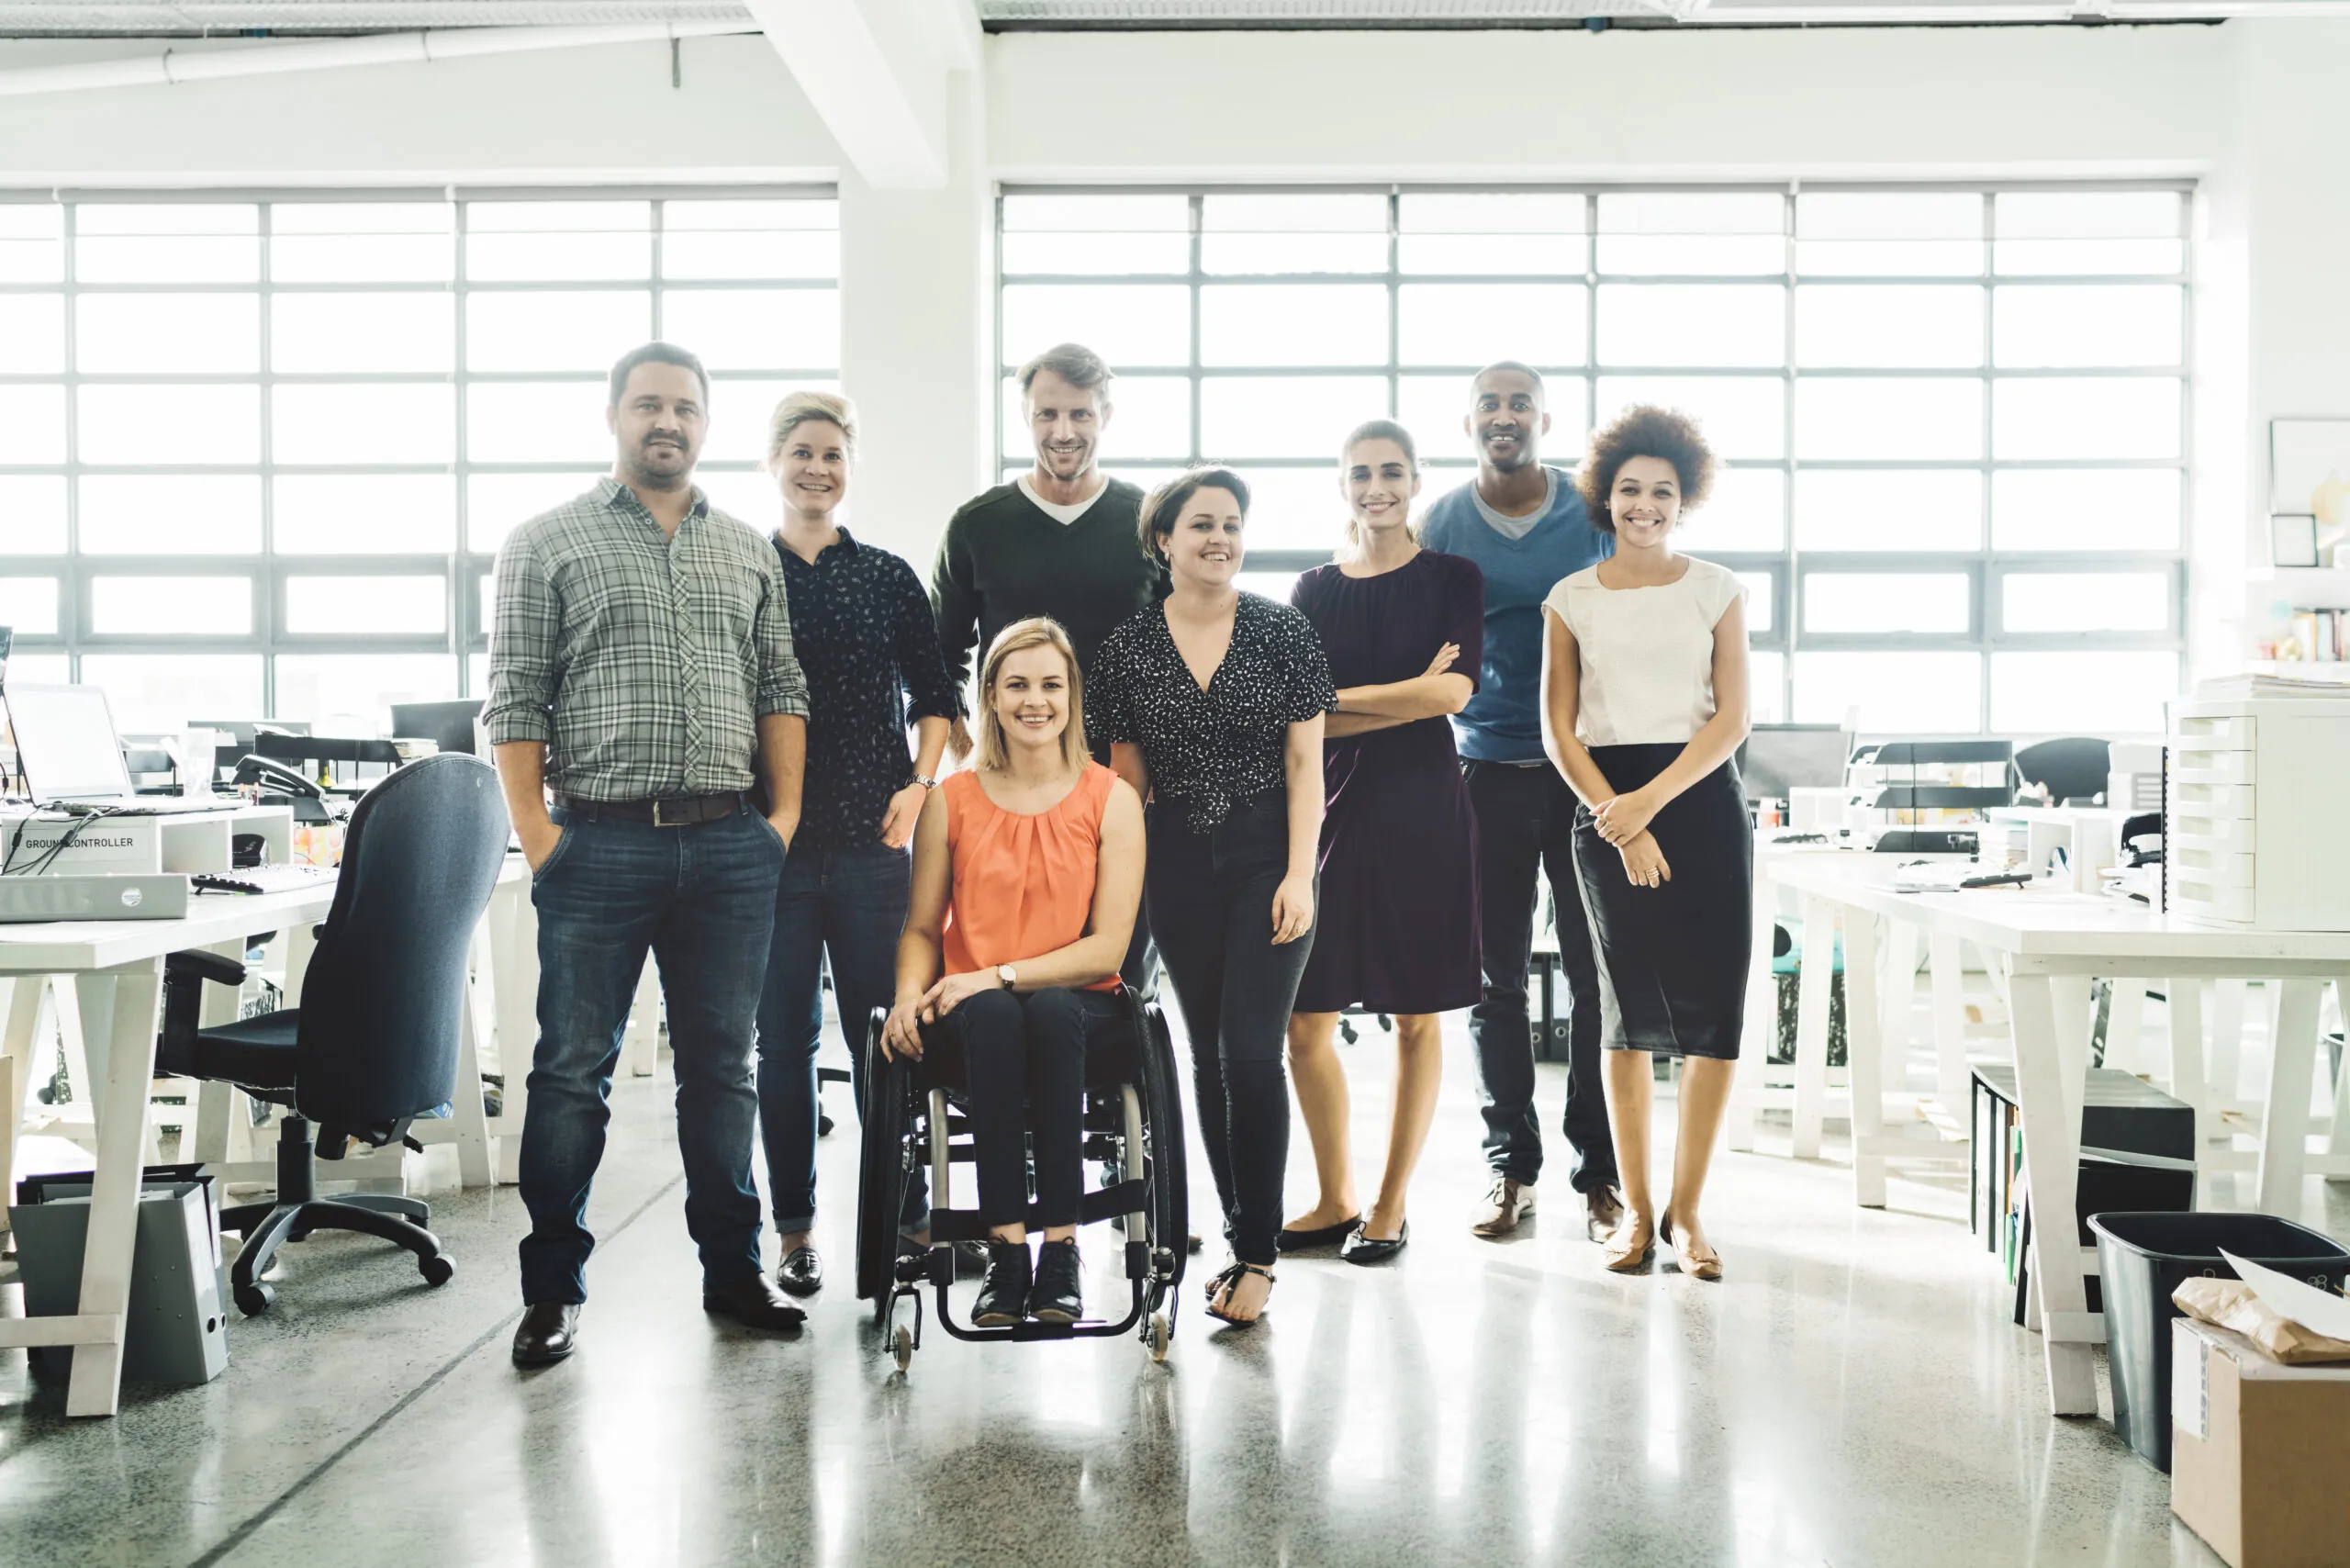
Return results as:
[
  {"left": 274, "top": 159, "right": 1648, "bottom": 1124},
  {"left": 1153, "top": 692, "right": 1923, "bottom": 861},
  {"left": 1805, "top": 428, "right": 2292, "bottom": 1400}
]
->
[
  {"left": 156, "top": 752, "right": 510, "bottom": 1316},
  {"left": 2014, "top": 737, "right": 2112, "bottom": 807}
]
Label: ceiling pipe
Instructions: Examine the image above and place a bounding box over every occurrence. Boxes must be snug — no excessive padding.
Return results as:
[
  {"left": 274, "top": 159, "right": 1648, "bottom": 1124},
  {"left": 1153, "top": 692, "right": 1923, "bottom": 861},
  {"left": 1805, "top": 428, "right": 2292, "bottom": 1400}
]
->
[{"left": 0, "top": 20, "right": 754, "bottom": 98}]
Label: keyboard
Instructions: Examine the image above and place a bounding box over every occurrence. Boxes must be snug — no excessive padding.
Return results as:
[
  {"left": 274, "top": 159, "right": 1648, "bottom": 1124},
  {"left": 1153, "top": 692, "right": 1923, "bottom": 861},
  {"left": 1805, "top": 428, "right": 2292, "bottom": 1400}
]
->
[{"left": 192, "top": 864, "right": 339, "bottom": 895}]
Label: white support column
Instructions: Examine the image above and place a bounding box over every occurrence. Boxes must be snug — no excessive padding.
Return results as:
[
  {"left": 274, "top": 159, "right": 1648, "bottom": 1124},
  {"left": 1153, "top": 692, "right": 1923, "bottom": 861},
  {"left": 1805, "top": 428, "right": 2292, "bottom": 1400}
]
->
[
  {"left": 1928, "top": 929, "right": 1969, "bottom": 1117},
  {"left": 1845, "top": 908, "right": 1887, "bottom": 1206},
  {"left": 745, "top": 0, "right": 976, "bottom": 189},
  {"left": 1728, "top": 858, "right": 1778, "bottom": 1153},
  {"left": 1792, "top": 894, "right": 1836, "bottom": 1160},
  {"left": 2009, "top": 970, "right": 2098, "bottom": 1417},
  {"left": 2255, "top": 979, "right": 2324, "bottom": 1216},
  {"left": 622, "top": 956, "right": 663, "bottom": 1079},
  {"left": 65, "top": 958, "right": 166, "bottom": 1418}
]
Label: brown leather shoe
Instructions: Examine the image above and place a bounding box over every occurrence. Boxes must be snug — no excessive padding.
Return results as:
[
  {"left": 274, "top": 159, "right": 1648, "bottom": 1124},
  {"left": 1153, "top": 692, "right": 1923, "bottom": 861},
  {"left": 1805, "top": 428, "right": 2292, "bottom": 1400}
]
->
[
  {"left": 1584, "top": 1186, "right": 1626, "bottom": 1245},
  {"left": 1470, "top": 1178, "right": 1535, "bottom": 1238},
  {"left": 511, "top": 1302, "right": 580, "bottom": 1367}
]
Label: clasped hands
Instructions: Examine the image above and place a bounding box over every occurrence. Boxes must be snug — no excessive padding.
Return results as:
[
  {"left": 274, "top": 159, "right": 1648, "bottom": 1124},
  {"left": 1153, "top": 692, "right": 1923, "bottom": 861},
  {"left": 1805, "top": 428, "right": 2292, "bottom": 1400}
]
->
[
  {"left": 878, "top": 969, "right": 1002, "bottom": 1060},
  {"left": 1593, "top": 789, "right": 1672, "bottom": 890}
]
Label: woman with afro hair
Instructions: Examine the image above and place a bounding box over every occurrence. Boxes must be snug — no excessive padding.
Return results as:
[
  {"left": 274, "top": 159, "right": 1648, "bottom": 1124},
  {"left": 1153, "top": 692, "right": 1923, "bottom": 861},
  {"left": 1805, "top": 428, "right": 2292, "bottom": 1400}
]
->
[{"left": 1538, "top": 404, "right": 1751, "bottom": 1281}]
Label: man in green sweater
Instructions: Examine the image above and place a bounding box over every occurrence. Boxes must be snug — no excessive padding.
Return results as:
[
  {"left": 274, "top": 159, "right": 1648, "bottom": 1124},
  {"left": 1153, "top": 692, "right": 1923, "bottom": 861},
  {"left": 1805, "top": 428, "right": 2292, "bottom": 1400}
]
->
[{"left": 932, "top": 342, "right": 1160, "bottom": 767}]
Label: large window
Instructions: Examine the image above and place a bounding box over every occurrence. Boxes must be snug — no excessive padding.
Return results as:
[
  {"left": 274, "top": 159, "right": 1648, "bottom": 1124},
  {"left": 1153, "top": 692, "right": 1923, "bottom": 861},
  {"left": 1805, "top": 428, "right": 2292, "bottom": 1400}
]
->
[
  {"left": 996, "top": 185, "right": 2189, "bottom": 734},
  {"left": 0, "top": 187, "right": 837, "bottom": 734}
]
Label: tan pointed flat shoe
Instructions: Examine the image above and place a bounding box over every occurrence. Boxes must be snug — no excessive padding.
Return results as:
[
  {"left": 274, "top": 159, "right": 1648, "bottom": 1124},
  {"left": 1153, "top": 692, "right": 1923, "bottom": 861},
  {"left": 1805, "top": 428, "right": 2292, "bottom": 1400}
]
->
[
  {"left": 1600, "top": 1214, "right": 1656, "bottom": 1273},
  {"left": 1661, "top": 1212, "right": 1722, "bottom": 1281}
]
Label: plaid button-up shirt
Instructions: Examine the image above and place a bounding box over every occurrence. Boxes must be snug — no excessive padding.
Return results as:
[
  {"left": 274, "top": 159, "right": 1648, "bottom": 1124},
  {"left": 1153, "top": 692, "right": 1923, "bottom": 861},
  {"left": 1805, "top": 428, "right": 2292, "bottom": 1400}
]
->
[{"left": 484, "top": 478, "right": 810, "bottom": 802}]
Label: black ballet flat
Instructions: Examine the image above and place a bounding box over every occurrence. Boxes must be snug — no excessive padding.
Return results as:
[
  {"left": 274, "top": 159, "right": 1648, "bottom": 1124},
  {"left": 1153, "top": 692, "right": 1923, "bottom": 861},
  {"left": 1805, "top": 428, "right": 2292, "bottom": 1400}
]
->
[
  {"left": 1278, "top": 1214, "right": 1362, "bottom": 1252},
  {"left": 1340, "top": 1220, "right": 1408, "bottom": 1266}
]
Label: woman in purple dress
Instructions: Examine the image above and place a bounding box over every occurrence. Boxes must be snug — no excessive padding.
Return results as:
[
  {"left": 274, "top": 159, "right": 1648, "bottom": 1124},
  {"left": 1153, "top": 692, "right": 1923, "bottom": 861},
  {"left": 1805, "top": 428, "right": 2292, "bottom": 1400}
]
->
[{"left": 1281, "top": 420, "right": 1484, "bottom": 1265}]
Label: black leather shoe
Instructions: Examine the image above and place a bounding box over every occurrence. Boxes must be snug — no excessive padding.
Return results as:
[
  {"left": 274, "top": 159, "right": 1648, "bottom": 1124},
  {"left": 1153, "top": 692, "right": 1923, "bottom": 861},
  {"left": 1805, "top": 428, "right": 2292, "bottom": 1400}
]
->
[
  {"left": 702, "top": 1272, "right": 807, "bottom": 1331},
  {"left": 777, "top": 1246, "right": 822, "bottom": 1297},
  {"left": 1028, "top": 1238, "right": 1083, "bottom": 1324},
  {"left": 512, "top": 1302, "right": 580, "bottom": 1366},
  {"left": 1279, "top": 1214, "right": 1361, "bottom": 1252},
  {"left": 1341, "top": 1220, "right": 1409, "bottom": 1266},
  {"left": 973, "top": 1241, "right": 1032, "bottom": 1327}
]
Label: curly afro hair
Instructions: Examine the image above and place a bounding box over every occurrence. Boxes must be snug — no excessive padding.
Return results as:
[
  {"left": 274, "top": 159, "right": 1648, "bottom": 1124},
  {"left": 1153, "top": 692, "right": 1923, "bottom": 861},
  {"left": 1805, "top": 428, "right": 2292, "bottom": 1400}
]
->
[{"left": 1577, "top": 405, "right": 1718, "bottom": 535}]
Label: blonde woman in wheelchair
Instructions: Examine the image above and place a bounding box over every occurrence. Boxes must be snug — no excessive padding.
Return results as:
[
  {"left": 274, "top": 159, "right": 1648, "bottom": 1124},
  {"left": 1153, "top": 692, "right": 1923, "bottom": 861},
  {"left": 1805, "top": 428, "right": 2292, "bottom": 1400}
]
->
[{"left": 880, "top": 617, "right": 1145, "bottom": 1325}]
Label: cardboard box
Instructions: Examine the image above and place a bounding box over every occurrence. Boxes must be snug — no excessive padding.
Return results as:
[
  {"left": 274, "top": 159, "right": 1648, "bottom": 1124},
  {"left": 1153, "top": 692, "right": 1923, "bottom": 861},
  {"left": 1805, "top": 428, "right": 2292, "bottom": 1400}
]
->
[{"left": 2171, "top": 1317, "right": 2350, "bottom": 1567}]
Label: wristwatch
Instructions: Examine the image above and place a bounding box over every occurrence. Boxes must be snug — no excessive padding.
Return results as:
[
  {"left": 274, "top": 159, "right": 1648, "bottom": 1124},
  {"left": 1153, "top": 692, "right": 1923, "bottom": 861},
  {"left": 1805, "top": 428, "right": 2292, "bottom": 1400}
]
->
[
  {"left": 913, "top": 774, "right": 938, "bottom": 790},
  {"left": 996, "top": 963, "right": 1017, "bottom": 990}
]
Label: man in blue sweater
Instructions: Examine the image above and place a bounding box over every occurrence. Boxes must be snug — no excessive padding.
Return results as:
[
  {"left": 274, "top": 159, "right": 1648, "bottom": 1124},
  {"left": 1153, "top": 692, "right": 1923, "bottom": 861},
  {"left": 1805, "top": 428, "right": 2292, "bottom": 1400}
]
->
[{"left": 1418, "top": 362, "right": 1622, "bottom": 1245}]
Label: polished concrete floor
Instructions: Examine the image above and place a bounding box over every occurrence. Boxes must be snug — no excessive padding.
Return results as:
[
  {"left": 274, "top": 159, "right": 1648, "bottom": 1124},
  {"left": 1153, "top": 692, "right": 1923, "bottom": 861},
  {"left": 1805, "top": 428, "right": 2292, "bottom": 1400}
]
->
[{"left": 5, "top": 1011, "right": 2339, "bottom": 1568}]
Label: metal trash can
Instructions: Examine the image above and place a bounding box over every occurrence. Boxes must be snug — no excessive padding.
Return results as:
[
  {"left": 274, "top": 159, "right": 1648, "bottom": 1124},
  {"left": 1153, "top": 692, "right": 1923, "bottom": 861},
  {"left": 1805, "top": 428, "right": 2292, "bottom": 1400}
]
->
[{"left": 2087, "top": 1210, "right": 2350, "bottom": 1472}]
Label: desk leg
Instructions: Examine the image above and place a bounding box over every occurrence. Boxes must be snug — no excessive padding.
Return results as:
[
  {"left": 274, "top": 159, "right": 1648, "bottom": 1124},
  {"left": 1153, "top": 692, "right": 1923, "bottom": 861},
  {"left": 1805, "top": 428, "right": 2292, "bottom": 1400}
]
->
[
  {"left": 2104, "top": 980, "right": 2147, "bottom": 1077},
  {"left": 2255, "top": 980, "right": 2323, "bottom": 1218},
  {"left": 622, "top": 956, "right": 661, "bottom": 1079},
  {"left": 64, "top": 958, "right": 165, "bottom": 1419},
  {"left": 2325, "top": 978, "right": 2350, "bottom": 1175},
  {"left": 447, "top": 959, "right": 496, "bottom": 1189},
  {"left": 2, "top": 977, "right": 40, "bottom": 1230},
  {"left": 488, "top": 881, "right": 539, "bottom": 1185},
  {"left": 1845, "top": 909, "right": 1887, "bottom": 1207},
  {"left": 1792, "top": 894, "right": 1835, "bottom": 1161},
  {"left": 1729, "top": 863, "right": 1777, "bottom": 1153},
  {"left": 1928, "top": 931, "right": 1968, "bottom": 1121},
  {"left": 2210, "top": 980, "right": 2247, "bottom": 1111},
  {"left": 2009, "top": 971, "right": 2098, "bottom": 1417},
  {"left": 1881, "top": 919, "right": 1920, "bottom": 1099},
  {"left": 2166, "top": 979, "right": 2211, "bottom": 1153}
]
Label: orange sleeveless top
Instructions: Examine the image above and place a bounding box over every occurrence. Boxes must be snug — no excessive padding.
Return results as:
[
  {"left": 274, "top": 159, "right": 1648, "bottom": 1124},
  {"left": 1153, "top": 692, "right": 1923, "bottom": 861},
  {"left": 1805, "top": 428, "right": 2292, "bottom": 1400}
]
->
[{"left": 941, "top": 762, "right": 1122, "bottom": 993}]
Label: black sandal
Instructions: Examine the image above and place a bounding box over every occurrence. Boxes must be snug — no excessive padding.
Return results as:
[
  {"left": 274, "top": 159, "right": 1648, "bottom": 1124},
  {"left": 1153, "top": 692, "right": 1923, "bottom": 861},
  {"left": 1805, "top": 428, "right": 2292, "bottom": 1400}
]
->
[{"left": 1203, "top": 1260, "right": 1275, "bottom": 1327}]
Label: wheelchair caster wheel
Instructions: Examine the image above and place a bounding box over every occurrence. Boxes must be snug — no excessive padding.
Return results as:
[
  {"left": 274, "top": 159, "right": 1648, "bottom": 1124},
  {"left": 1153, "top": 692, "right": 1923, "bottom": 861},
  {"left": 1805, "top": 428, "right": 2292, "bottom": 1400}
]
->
[
  {"left": 892, "top": 1324, "right": 914, "bottom": 1373},
  {"left": 1147, "top": 1313, "right": 1170, "bottom": 1363},
  {"left": 419, "top": 1254, "right": 455, "bottom": 1287},
  {"left": 819, "top": 1112, "right": 835, "bottom": 1137},
  {"left": 234, "top": 1282, "right": 275, "bottom": 1317}
]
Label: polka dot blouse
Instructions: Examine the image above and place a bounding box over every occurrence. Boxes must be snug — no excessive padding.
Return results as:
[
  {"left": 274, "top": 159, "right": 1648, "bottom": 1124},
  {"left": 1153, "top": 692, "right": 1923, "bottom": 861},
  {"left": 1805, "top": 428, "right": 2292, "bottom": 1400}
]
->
[{"left": 1087, "top": 593, "right": 1337, "bottom": 832}]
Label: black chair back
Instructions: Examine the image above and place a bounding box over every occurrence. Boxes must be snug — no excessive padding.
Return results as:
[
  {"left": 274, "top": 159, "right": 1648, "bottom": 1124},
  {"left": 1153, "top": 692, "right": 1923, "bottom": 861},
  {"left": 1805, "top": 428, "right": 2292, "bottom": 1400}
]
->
[
  {"left": 294, "top": 753, "right": 509, "bottom": 1132},
  {"left": 2014, "top": 736, "right": 2112, "bottom": 807}
]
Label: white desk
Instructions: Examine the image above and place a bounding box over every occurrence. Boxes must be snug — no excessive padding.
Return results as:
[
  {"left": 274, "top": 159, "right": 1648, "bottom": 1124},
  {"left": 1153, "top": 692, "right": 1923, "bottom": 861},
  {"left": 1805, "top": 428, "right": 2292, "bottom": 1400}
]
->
[
  {"left": 1765, "top": 853, "right": 2350, "bottom": 1418},
  {"left": 0, "top": 883, "right": 338, "bottom": 1417}
]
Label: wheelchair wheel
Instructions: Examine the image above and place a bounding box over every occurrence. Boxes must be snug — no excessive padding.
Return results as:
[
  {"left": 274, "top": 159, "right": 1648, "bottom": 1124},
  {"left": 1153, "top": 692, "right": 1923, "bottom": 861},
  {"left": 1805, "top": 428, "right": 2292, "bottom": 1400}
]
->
[
  {"left": 1136, "top": 1001, "right": 1190, "bottom": 1297},
  {"left": 855, "top": 1010, "right": 914, "bottom": 1318}
]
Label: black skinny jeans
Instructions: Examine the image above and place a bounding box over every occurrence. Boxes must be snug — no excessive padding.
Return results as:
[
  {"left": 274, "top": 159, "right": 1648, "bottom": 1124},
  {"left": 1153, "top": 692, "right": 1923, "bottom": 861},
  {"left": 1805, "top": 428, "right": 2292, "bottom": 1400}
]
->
[
  {"left": 941, "top": 985, "right": 1127, "bottom": 1229},
  {"left": 1146, "top": 793, "right": 1314, "bottom": 1267}
]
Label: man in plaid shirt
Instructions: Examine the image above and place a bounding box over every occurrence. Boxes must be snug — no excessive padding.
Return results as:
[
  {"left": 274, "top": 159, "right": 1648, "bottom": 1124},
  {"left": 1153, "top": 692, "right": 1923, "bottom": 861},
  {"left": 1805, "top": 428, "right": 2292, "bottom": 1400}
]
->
[{"left": 487, "top": 342, "right": 812, "bottom": 1366}]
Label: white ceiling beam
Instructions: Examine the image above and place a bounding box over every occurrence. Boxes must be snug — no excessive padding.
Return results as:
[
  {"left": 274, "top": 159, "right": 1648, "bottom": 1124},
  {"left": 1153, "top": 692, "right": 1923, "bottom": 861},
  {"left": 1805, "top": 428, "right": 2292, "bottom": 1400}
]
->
[{"left": 745, "top": 0, "right": 972, "bottom": 190}]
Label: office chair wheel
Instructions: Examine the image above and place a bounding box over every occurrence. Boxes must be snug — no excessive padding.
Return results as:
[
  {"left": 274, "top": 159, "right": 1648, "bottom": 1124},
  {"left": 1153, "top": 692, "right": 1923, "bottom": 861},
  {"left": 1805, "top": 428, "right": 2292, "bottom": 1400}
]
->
[
  {"left": 1338, "top": 1017, "right": 1358, "bottom": 1044},
  {"left": 419, "top": 1253, "right": 455, "bottom": 1287},
  {"left": 234, "top": 1282, "right": 275, "bottom": 1317},
  {"left": 819, "top": 1112, "right": 835, "bottom": 1137},
  {"left": 892, "top": 1323, "right": 914, "bottom": 1374},
  {"left": 1147, "top": 1312, "right": 1171, "bottom": 1363}
]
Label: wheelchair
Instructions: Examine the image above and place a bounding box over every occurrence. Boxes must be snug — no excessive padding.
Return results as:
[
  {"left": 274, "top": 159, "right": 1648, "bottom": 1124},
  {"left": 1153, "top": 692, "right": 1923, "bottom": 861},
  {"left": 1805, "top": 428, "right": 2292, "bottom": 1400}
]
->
[{"left": 854, "top": 986, "right": 1189, "bottom": 1372}]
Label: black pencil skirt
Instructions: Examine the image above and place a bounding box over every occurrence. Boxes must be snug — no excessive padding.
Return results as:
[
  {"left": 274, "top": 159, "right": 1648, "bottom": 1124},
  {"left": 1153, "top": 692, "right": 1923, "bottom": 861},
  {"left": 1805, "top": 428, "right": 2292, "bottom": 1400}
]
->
[{"left": 1570, "top": 744, "right": 1753, "bottom": 1060}]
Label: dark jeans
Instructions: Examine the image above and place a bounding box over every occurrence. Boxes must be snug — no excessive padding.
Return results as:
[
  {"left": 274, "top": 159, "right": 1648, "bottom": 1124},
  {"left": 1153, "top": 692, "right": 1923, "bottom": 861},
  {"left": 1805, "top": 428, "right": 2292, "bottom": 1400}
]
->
[
  {"left": 1146, "top": 793, "right": 1313, "bottom": 1267},
  {"left": 1463, "top": 759, "right": 1617, "bottom": 1194},
  {"left": 940, "top": 985, "right": 1126, "bottom": 1228},
  {"left": 755, "top": 838, "right": 919, "bottom": 1235},
  {"left": 518, "top": 804, "right": 783, "bottom": 1305}
]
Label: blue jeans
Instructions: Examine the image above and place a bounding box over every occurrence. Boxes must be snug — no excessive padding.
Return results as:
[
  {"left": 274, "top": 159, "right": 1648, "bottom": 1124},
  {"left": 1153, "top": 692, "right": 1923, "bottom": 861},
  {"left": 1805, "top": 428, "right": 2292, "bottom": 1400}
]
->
[
  {"left": 517, "top": 804, "right": 784, "bottom": 1305},
  {"left": 754, "top": 837, "right": 923, "bottom": 1234}
]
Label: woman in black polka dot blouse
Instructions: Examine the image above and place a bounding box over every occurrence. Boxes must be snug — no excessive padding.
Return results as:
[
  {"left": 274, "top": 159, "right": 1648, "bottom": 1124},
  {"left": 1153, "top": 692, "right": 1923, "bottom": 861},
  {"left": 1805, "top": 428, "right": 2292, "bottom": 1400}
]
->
[{"left": 1089, "top": 466, "right": 1336, "bottom": 1327}]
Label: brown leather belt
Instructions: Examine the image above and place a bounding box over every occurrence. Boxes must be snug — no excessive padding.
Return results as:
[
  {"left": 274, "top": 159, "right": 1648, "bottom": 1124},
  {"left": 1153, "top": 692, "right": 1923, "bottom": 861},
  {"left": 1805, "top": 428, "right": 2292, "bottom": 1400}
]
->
[{"left": 554, "top": 791, "right": 746, "bottom": 827}]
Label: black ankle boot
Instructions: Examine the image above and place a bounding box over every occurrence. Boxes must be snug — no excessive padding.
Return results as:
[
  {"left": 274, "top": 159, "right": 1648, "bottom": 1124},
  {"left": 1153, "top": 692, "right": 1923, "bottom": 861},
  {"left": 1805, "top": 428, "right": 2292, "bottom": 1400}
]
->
[
  {"left": 1029, "top": 1238, "right": 1083, "bottom": 1324},
  {"left": 973, "top": 1240, "right": 1032, "bottom": 1327}
]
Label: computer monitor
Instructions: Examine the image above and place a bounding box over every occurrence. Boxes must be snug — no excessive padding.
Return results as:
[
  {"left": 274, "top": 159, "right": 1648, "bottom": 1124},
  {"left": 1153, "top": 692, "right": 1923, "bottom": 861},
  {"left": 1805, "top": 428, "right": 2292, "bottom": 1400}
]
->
[
  {"left": 6, "top": 683, "right": 135, "bottom": 804},
  {"left": 389, "top": 699, "right": 486, "bottom": 758},
  {"left": 1737, "top": 723, "right": 1852, "bottom": 799}
]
